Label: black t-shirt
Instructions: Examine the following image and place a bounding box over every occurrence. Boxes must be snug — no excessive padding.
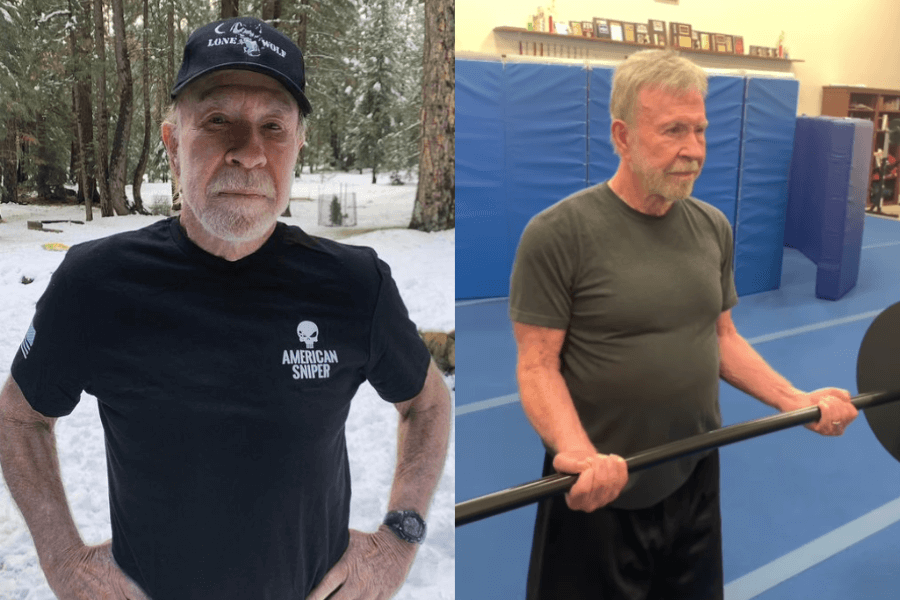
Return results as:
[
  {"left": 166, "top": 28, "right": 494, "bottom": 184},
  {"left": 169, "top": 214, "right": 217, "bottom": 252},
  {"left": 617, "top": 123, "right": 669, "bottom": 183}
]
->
[{"left": 10, "top": 218, "right": 431, "bottom": 600}]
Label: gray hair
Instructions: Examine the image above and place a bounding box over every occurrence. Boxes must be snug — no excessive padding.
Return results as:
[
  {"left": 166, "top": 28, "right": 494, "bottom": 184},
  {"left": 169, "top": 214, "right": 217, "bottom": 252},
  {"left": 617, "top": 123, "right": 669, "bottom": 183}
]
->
[{"left": 610, "top": 50, "right": 708, "bottom": 150}]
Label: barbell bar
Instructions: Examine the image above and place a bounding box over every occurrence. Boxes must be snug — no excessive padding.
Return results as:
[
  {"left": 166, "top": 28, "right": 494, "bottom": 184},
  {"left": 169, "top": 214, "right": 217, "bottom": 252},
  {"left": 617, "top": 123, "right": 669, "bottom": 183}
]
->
[{"left": 456, "top": 301, "right": 900, "bottom": 528}]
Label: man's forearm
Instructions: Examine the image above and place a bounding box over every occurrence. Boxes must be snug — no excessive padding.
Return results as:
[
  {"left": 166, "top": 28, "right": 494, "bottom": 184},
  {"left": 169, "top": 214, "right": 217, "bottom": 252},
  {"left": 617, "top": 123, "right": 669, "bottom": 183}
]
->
[
  {"left": 387, "top": 363, "right": 452, "bottom": 516},
  {"left": 719, "top": 331, "right": 804, "bottom": 412},
  {"left": 0, "top": 377, "right": 83, "bottom": 572},
  {"left": 518, "top": 365, "right": 594, "bottom": 455}
]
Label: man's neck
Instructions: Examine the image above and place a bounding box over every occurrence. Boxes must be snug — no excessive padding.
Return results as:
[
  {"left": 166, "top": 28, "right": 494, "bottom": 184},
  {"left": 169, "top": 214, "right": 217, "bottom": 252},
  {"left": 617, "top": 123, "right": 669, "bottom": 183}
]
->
[
  {"left": 178, "top": 207, "right": 274, "bottom": 262},
  {"left": 608, "top": 168, "right": 675, "bottom": 218}
]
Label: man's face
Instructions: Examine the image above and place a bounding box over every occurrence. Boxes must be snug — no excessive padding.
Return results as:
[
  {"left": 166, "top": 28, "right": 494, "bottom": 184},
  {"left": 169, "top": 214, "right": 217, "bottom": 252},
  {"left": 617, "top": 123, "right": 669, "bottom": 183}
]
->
[
  {"left": 165, "top": 70, "right": 303, "bottom": 244},
  {"left": 626, "top": 87, "right": 707, "bottom": 203}
]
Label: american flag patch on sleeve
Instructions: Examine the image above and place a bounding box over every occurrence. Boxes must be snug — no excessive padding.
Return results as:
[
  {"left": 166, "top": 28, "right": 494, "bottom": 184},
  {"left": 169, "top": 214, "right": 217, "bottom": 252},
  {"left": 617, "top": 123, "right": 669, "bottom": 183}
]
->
[{"left": 20, "top": 322, "right": 36, "bottom": 359}]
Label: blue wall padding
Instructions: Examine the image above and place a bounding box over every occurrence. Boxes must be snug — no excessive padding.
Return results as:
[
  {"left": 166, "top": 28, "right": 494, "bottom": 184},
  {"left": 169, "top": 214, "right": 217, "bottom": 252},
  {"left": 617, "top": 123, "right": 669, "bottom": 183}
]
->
[
  {"left": 587, "top": 66, "right": 616, "bottom": 186},
  {"left": 692, "top": 75, "right": 745, "bottom": 230},
  {"left": 817, "top": 118, "right": 871, "bottom": 300},
  {"left": 455, "top": 59, "right": 802, "bottom": 301},
  {"left": 785, "top": 117, "right": 872, "bottom": 300},
  {"left": 733, "top": 77, "right": 800, "bottom": 296},
  {"left": 784, "top": 118, "right": 829, "bottom": 263},
  {"left": 456, "top": 60, "right": 508, "bottom": 298},
  {"left": 503, "top": 63, "right": 589, "bottom": 279}
]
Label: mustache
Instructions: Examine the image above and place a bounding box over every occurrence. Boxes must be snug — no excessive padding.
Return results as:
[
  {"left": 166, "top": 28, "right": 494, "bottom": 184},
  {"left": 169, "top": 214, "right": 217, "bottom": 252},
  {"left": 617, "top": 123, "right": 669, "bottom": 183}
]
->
[
  {"left": 667, "top": 160, "right": 701, "bottom": 174},
  {"left": 207, "top": 170, "right": 276, "bottom": 198}
]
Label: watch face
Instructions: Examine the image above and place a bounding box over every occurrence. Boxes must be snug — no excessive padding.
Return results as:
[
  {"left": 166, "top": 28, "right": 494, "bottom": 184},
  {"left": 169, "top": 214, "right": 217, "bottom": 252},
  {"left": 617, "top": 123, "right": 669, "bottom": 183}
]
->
[{"left": 402, "top": 515, "right": 424, "bottom": 537}]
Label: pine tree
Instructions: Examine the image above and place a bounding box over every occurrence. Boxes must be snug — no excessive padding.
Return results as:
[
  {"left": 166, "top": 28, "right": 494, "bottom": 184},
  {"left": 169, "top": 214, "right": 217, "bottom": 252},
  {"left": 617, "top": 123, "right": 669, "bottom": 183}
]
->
[
  {"left": 1, "top": 1, "right": 72, "bottom": 207},
  {"left": 307, "top": 0, "right": 361, "bottom": 173},
  {"left": 0, "top": 1, "right": 26, "bottom": 207},
  {"left": 353, "top": 0, "right": 398, "bottom": 183},
  {"left": 383, "top": 0, "right": 423, "bottom": 183}
]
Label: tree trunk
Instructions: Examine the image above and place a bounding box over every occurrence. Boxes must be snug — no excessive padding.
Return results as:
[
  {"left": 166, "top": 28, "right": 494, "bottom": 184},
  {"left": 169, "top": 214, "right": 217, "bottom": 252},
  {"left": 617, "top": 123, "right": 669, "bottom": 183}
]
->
[
  {"left": 262, "top": 0, "right": 281, "bottom": 24},
  {"left": 293, "top": 0, "right": 311, "bottom": 187},
  {"left": 409, "top": 0, "right": 454, "bottom": 232},
  {"left": 1, "top": 119, "right": 17, "bottom": 205},
  {"left": 296, "top": 0, "right": 310, "bottom": 52},
  {"left": 267, "top": 0, "right": 289, "bottom": 217},
  {"left": 167, "top": 0, "right": 179, "bottom": 211},
  {"left": 220, "top": 0, "right": 239, "bottom": 19},
  {"left": 93, "top": 0, "right": 113, "bottom": 216},
  {"left": 166, "top": 0, "right": 174, "bottom": 95},
  {"left": 131, "top": 0, "right": 151, "bottom": 215},
  {"left": 72, "top": 0, "right": 95, "bottom": 220},
  {"left": 35, "top": 114, "right": 51, "bottom": 200},
  {"left": 74, "top": 83, "right": 94, "bottom": 221},
  {"left": 107, "top": 0, "right": 133, "bottom": 215}
]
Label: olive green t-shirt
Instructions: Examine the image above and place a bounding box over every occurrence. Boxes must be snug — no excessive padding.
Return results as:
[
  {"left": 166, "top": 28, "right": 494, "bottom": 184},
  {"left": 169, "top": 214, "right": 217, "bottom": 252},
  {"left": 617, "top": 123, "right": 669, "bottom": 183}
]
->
[{"left": 509, "top": 182, "right": 739, "bottom": 509}]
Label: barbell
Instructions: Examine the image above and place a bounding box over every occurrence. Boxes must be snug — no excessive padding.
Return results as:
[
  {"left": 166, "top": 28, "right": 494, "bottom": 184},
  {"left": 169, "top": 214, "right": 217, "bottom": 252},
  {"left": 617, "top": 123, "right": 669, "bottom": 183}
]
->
[{"left": 456, "top": 301, "right": 900, "bottom": 528}]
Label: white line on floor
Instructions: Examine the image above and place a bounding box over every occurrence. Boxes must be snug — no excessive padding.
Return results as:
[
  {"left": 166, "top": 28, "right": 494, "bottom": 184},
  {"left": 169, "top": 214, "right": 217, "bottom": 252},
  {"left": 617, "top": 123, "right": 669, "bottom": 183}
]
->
[
  {"left": 456, "top": 297, "right": 509, "bottom": 307},
  {"left": 455, "top": 393, "right": 520, "bottom": 416},
  {"left": 745, "top": 310, "right": 882, "bottom": 345},
  {"left": 724, "top": 496, "right": 900, "bottom": 599},
  {"left": 862, "top": 241, "right": 900, "bottom": 250}
]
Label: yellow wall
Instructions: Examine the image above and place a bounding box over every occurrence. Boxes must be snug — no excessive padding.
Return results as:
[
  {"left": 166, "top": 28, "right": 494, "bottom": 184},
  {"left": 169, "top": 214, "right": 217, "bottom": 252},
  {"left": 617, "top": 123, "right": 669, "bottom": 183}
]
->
[{"left": 456, "top": 0, "right": 900, "bottom": 116}]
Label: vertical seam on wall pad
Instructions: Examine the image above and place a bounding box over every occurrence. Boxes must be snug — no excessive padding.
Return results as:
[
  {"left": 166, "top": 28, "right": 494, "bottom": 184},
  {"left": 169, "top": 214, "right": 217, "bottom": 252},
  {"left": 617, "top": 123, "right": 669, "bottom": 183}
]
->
[
  {"left": 732, "top": 76, "right": 750, "bottom": 266},
  {"left": 501, "top": 58, "right": 509, "bottom": 273},
  {"left": 585, "top": 65, "right": 592, "bottom": 187}
]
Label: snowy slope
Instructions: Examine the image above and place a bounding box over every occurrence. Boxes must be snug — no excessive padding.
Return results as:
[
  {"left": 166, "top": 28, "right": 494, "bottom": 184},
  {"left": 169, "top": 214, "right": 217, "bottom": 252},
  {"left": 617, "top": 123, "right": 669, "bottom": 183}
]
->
[{"left": 0, "top": 173, "right": 454, "bottom": 599}]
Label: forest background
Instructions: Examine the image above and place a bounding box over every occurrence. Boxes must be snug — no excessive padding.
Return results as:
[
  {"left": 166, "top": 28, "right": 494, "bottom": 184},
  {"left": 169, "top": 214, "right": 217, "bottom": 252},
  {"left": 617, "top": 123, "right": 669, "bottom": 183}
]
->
[{"left": 0, "top": 0, "right": 454, "bottom": 231}]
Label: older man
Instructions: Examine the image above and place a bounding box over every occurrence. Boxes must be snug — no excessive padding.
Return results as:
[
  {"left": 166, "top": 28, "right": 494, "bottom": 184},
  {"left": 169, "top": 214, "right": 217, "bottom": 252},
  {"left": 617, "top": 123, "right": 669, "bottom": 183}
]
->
[
  {"left": 509, "top": 49, "right": 857, "bottom": 599},
  {"left": 0, "top": 17, "right": 450, "bottom": 600}
]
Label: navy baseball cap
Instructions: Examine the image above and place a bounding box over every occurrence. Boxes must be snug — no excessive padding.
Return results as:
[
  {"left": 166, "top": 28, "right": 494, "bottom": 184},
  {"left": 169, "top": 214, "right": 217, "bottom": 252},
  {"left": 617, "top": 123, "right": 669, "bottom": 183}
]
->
[{"left": 172, "top": 17, "right": 312, "bottom": 116}]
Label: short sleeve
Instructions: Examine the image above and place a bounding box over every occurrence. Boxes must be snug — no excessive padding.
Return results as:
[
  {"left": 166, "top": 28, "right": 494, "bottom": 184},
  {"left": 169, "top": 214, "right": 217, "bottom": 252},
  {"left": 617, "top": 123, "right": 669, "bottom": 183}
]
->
[
  {"left": 364, "top": 255, "right": 431, "bottom": 403},
  {"left": 718, "top": 216, "right": 739, "bottom": 312},
  {"left": 509, "top": 211, "right": 576, "bottom": 330},
  {"left": 10, "top": 261, "right": 90, "bottom": 418}
]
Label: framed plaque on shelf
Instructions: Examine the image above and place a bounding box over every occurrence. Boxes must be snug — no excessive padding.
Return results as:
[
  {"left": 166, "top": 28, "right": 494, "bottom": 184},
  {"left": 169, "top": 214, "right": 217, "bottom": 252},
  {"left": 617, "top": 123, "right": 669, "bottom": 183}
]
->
[
  {"left": 593, "top": 18, "right": 611, "bottom": 39},
  {"left": 609, "top": 20, "right": 624, "bottom": 42},
  {"left": 734, "top": 36, "right": 744, "bottom": 55},
  {"left": 649, "top": 19, "right": 667, "bottom": 46},
  {"left": 714, "top": 33, "right": 728, "bottom": 52},
  {"left": 623, "top": 22, "right": 636, "bottom": 43},
  {"left": 724, "top": 34, "right": 733, "bottom": 53},
  {"left": 569, "top": 21, "right": 583, "bottom": 36},
  {"left": 700, "top": 32, "right": 711, "bottom": 51},
  {"left": 581, "top": 21, "right": 594, "bottom": 37},
  {"left": 691, "top": 31, "right": 700, "bottom": 50},
  {"left": 636, "top": 23, "right": 651, "bottom": 45},
  {"left": 670, "top": 22, "right": 692, "bottom": 48}
]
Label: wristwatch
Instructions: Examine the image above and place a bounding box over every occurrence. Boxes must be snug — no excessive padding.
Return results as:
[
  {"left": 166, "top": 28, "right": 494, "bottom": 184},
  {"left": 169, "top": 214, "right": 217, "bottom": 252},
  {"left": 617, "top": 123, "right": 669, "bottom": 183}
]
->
[{"left": 383, "top": 510, "right": 427, "bottom": 544}]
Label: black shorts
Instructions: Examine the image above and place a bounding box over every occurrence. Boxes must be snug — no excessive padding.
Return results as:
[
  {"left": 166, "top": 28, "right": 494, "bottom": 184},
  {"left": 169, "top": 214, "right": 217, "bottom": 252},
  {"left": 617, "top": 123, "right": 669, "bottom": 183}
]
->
[{"left": 526, "top": 450, "right": 724, "bottom": 600}]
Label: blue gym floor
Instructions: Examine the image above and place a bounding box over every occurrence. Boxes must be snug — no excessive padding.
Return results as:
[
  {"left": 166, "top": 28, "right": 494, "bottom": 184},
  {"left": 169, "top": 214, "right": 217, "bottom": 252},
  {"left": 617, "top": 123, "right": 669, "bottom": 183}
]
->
[{"left": 456, "top": 215, "right": 900, "bottom": 600}]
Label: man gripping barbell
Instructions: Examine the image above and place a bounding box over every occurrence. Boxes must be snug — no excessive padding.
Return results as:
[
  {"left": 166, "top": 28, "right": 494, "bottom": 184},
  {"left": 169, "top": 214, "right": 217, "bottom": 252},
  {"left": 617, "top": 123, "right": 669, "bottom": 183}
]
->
[{"left": 509, "top": 49, "right": 857, "bottom": 600}]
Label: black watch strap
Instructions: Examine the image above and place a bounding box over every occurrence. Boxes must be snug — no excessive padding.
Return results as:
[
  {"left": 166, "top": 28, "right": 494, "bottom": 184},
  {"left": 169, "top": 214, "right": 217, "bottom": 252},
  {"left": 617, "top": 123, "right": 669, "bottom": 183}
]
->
[{"left": 383, "top": 510, "right": 426, "bottom": 544}]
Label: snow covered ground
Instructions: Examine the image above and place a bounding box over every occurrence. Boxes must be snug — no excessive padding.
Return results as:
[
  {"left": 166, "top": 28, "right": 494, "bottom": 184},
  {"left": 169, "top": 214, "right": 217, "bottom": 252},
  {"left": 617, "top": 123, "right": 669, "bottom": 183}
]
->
[{"left": 0, "top": 172, "right": 454, "bottom": 599}]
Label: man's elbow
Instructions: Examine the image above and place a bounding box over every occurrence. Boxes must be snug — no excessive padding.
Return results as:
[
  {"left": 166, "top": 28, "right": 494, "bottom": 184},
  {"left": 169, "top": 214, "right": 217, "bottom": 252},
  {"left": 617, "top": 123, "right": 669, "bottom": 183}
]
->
[
  {"left": 397, "top": 362, "right": 451, "bottom": 420},
  {"left": 0, "top": 377, "right": 55, "bottom": 436}
]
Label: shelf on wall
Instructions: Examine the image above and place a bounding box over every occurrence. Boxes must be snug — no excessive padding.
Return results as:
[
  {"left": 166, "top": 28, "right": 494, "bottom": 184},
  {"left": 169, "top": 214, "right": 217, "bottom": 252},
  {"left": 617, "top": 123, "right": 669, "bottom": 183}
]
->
[
  {"left": 822, "top": 85, "right": 900, "bottom": 211},
  {"left": 493, "top": 27, "right": 804, "bottom": 64}
]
